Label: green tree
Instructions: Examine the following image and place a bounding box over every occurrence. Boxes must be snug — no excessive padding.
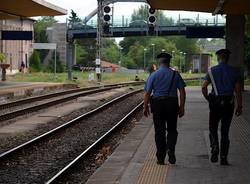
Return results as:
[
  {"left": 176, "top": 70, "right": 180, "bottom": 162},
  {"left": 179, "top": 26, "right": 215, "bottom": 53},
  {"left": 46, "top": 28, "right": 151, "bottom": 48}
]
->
[
  {"left": 123, "top": 56, "right": 137, "bottom": 69},
  {"left": 46, "top": 52, "right": 65, "bottom": 73},
  {"left": 34, "top": 16, "right": 58, "bottom": 64},
  {"left": 103, "top": 39, "right": 120, "bottom": 63},
  {"left": 34, "top": 16, "right": 57, "bottom": 43},
  {"left": 0, "top": 53, "right": 6, "bottom": 63},
  {"left": 68, "top": 10, "right": 82, "bottom": 23},
  {"left": 76, "top": 44, "right": 88, "bottom": 65},
  {"left": 29, "top": 51, "right": 42, "bottom": 72},
  {"left": 76, "top": 38, "right": 96, "bottom": 66},
  {"left": 120, "top": 37, "right": 150, "bottom": 55}
]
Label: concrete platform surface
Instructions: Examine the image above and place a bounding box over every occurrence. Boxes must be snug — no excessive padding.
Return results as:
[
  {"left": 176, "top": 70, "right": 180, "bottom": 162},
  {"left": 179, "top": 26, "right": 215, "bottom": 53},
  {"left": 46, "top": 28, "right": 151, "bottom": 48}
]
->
[
  {"left": 86, "top": 88, "right": 250, "bottom": 184},
  {"left": 0, "top": 82, "right": 77, "bottom": 103}
]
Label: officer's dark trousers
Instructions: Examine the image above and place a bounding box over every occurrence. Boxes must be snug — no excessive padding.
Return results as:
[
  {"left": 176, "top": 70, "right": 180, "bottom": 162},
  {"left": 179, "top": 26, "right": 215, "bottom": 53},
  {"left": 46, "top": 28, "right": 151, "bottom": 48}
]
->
[
  {"left": 151, "top": 97, "right": 179, "bottom": 161},
  {"left": 209, "top": 96, "right": 234, "bottom": 158}
]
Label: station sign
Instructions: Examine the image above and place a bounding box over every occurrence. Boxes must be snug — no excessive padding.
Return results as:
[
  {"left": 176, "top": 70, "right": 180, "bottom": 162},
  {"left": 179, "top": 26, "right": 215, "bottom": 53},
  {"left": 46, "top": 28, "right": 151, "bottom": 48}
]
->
[
  {"left": 96, "top": 59, "right": 101, "bottom": 65},
  {"left": 96, "top": 67, "right": 101, "bottom": 74},
  {"left": 1, "top": 31, "right": 33, "bottom": 40},
  {"left": 32, "top": 43, "right": 57, "bottom": 50}
]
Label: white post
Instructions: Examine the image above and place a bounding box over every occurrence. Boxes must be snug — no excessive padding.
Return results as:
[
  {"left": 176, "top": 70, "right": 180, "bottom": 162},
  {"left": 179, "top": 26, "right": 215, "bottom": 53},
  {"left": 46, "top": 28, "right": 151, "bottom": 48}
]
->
[{"left": 54, "top": 49, "right": 57, "bottom": 76}]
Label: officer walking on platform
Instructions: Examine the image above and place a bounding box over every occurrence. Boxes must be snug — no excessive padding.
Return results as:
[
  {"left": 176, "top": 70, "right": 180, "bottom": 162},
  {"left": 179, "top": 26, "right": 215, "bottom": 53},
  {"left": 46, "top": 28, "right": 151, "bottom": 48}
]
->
[
  {"left": 144, "top": 53, "right": 186, "bottom": 165},
  {"left": 202, "top": 49, "right": 243, "bottom": 165}
]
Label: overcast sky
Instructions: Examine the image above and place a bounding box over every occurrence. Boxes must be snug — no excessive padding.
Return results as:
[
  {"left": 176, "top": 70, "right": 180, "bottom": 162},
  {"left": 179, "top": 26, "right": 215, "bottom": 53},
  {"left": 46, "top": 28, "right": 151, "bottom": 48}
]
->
[{"left": 48, "top": 0, "right": 222, "bottom": 23}]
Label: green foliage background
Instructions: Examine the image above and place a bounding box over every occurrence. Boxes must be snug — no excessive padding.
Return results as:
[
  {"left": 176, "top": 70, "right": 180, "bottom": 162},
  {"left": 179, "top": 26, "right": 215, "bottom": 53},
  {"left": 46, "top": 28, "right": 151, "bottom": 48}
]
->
[{"left": 29, "top": 50, "right": 42, "bottom": 72}]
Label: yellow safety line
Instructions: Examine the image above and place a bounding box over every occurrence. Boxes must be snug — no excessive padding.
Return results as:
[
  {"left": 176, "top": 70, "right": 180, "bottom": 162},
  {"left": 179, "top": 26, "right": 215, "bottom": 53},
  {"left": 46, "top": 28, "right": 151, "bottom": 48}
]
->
[{"left": 137, "top": 144, "right": 169, "bottom": 184}]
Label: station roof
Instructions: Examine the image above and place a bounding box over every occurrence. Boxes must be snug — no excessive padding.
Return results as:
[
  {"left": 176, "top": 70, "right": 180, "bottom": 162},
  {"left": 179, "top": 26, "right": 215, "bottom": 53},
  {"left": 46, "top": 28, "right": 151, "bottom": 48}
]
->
[
  {"left": 0, "top": 0, "right": 67, "bottom": 19},
  {"left": 147, "top": 0, "right": 250, "bottom": 15}
]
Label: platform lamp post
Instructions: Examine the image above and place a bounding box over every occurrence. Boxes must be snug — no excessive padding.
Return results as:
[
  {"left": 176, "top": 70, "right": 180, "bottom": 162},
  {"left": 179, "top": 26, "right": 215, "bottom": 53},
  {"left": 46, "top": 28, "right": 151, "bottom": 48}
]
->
[
  {"left": 172, "top": 50, "right": 175, "bottom": 56},
  {"left": 151, "top": 43, "right": 155, "bottom": 63},
  {"left": 179, "top": 51, "right": 183, "bottom": 73},
  {"left": 171, "top": 50, "right": 175, "bottom": 69},
  {"left": 144, "top": 48, "right": 147, "bottom": 71},
  {"left": 183, "top": 52, "right": 187, "bottom": 73}
]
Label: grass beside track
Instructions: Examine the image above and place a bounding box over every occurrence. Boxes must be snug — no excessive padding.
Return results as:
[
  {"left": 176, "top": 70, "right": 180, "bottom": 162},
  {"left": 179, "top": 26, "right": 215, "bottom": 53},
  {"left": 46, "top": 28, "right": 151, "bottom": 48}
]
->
[
  {"left": 7, "top": 72, "right": 205, "bottom": 87},
  {"left": 9, "top": 72, "right": 250, "bottom": 87}
]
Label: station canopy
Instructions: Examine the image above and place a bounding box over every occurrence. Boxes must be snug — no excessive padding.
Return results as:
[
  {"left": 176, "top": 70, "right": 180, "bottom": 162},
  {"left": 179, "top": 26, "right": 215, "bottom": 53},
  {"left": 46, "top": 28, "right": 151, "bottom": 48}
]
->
[
  {"left": 0, "top": 0, "right": 67, "bottom": 19},
  {"left": 147, "top": 0, "right": 250, "bottom": 15}
]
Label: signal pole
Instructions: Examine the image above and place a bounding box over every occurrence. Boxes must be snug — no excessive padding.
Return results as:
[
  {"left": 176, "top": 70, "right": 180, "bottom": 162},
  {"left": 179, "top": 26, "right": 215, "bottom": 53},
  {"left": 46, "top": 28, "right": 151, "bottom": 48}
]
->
[{"left": 96, "top": 0, "right": 103, "bottom": 82}]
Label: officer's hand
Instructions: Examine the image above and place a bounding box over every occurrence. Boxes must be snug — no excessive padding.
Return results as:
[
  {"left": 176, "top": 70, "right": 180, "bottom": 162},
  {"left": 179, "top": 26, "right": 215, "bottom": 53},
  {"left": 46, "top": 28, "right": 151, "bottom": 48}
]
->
[
  {"left": 179, "top": 106, "right": 185, "bottom": 118},
  {"left": 143, "top": 106, "right": 150, "bottom": 117},
  {"left": 235, "top": 106, "right": 243, "bottom": 116}
]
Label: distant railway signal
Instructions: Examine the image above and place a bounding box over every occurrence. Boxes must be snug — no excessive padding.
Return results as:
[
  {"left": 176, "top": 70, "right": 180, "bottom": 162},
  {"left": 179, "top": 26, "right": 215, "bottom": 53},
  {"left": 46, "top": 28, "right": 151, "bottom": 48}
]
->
[
  {"left": 103, "top": 5, "right": 111, "bottom": 34},
  {"left": 103, "top": 6, "right": 111, "bottom": 14},
  {"left": 148, "top": 7, "right": 156, "bottom": 35}
]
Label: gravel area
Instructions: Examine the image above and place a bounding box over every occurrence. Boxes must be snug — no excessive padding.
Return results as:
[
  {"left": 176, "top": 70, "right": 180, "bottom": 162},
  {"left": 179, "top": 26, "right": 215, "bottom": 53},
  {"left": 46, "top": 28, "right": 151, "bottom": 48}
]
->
[
  {"left": 0, "top": 85, "right": 77, "bottom": 105},
  {"left": 0, "top": 93, "right": 79, "bottom": 116},
  {"left": 58, "top": 110, "right": 143, "bottom": 184},
  {"left": 0, "top": 87, "right": 138, "bottom": 153},
  {"left": 0, "top": 92, "right": 143, "bottom": 184},
  {"left": 0, "top": 86, "right": 122, "bottom": 117}
]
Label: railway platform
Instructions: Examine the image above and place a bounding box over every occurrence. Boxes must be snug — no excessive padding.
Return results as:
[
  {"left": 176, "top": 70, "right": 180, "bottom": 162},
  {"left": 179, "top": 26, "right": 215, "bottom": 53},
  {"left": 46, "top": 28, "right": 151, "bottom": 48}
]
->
[
  {"left": 0, "top": 82, "right": 77, "bottom": 102},
  {"left": 87, "top": 88, "right": 250, "bottom": 184}
]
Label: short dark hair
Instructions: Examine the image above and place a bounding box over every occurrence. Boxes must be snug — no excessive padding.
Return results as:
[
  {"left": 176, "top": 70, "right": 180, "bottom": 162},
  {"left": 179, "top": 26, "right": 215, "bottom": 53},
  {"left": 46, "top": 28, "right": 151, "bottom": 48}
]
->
[
  {"left": 160, "top": 58, "right": 171, "bottom": 64},
  {"left": 216, "top": 49, "right": 231, "bottom": 56}
]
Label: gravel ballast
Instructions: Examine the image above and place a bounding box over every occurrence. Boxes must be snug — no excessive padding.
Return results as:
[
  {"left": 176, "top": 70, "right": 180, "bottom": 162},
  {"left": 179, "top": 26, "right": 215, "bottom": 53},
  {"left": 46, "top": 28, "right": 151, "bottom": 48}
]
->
[
  {"left": 58, "top": 110, "right": 143, "bottom": 184},
  {"left": 0, "top": 92, "right": 143, "bottom": 183},
  {"left": 0, "top": 87, "right": 139, "bottom": 153}
]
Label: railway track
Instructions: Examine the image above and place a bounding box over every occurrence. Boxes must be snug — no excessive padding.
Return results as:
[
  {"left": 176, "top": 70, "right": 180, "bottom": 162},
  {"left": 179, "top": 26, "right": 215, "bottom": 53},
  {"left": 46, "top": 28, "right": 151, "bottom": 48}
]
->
[
  {"left": 47, "top": 101, "right": 143, "bottom": 184},
  {"left": 0, "top": 89, "right": 143, "bottom": 183},
  {"left": 0, "top": 81, "right": 144, "bottom": 121},
  {"left": 0, "top": 81, "right": 143, "bottom": 110}
]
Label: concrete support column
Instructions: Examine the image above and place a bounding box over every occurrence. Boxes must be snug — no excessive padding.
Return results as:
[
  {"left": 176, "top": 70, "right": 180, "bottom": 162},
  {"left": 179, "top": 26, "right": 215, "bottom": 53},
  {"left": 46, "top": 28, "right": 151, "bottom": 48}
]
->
[
  {"left": 226, "top": 15, "right": 245, "bottom": 89},
  {"left": 226, "top": 15, "right": 245, "bottom": 68},
  {"left": 66, "top": 42, "right": 74, "bottom": 81}
]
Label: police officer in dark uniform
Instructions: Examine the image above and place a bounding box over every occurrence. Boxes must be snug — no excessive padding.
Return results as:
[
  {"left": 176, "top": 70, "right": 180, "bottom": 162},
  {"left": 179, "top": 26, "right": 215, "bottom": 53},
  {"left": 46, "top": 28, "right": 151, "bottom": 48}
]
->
[
  {"left": 202, "top": 49, "right": 243, "bottom": 165},
  {"left": 144, "top": 53, "right": 186, "bottom": 165}
]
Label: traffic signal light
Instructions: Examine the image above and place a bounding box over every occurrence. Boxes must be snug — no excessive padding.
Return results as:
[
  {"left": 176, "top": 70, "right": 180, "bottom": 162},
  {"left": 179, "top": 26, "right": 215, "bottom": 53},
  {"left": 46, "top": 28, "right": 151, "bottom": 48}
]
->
[
  {"left": 103, "top": 5, "right": 111, "bottom": 35},
  {"left": 148, "top": 7, "right": 156, "bottom": 35}
]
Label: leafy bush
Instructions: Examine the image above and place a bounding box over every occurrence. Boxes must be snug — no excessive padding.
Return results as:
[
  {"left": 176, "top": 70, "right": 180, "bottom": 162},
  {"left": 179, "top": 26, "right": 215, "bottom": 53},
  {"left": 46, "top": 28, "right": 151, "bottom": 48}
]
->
[
  {"left": 29, "top": 51, "right": 42, "bottom": 72},
  {"left": 46, "top": 52, "right": 65, "bottom": 73},
  {"left": 0, "top": 53, "right": 6, "bottom": 63}
]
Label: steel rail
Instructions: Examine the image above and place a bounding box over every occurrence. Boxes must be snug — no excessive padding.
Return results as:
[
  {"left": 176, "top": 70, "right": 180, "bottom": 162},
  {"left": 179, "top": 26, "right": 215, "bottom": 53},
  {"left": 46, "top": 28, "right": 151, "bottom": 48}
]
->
[
  {"left": 46, "top": 101, "right": 143, "bottom": 184},
  {"left": 0, "top": 81, "right": 144, "bottom": 110},
  {"left": 0, "top": 82, "right": 144, "bottom": 121},
  {"left": 0, "top": 89, "right": 143, "bottom": 161}
]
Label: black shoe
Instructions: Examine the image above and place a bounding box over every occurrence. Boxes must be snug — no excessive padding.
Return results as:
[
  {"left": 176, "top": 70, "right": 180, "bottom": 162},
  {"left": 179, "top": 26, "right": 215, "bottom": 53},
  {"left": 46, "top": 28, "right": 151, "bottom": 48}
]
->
[
  {"left": 211, "top": 153, "right": 219, "bottom": 163},
  {"left": 220, "top": 157, "right": 229, "bottom": 165},
  {"left": 168, "top": 151, "right": 176, "bottom": 164},
  {"left": 210, "top": 145, "right": 219, "bottom": 163},
  {"left": 157, "top": 160, "right": 165, "bottom": 165}
]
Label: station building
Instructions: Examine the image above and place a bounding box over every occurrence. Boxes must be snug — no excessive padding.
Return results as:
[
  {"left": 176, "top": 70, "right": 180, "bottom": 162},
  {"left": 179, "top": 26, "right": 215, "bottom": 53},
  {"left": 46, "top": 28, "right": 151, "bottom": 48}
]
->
[{"left": 0, "top": 19, "right": 34, "bottom": 73}]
